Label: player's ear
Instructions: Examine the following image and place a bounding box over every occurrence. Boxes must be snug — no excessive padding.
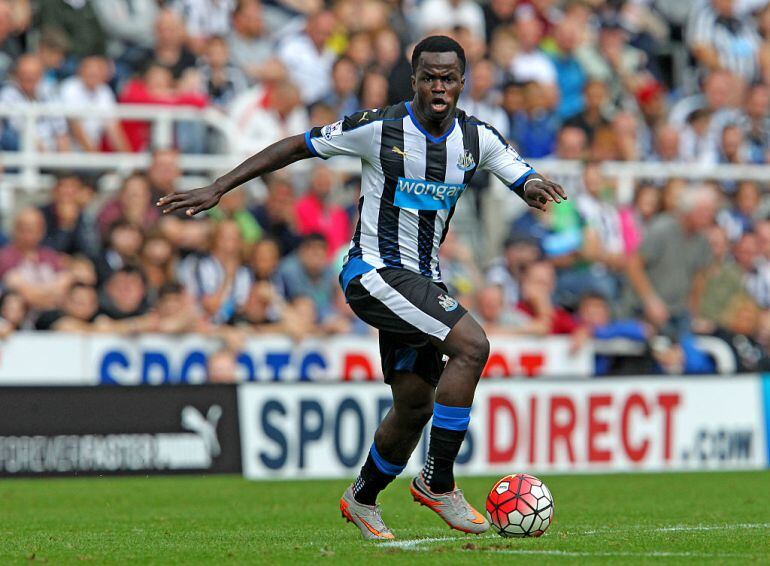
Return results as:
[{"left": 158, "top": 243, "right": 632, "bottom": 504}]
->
[{"left": 410, "top": 74, "right": 416, "bottom": 93}]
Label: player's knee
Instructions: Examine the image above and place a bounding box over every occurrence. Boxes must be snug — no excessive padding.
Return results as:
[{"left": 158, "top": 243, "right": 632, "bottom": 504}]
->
[{"left": 458, "top": 331, "right": 490, "bottom": 375}]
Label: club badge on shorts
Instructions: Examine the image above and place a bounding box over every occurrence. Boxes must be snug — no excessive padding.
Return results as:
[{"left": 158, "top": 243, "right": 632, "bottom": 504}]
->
[
  {"left": 437, "top": 294, "right": 459, "bottom": 312},
  {"left": 456, "top": 149, "right": 476, "bottom": 171}
]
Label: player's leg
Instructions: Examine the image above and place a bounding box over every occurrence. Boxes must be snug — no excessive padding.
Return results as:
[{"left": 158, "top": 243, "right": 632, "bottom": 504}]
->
[
  {"left": 409, "top": 313, "right": 490, "bottom": 533},
  {"left": 421, "top": 313, "right": 489, "bottom": 494},
  {"left": 341, "top": 363, "right": 435, "bottom": 540},
  {"left": 351, "top": 369, "right": 435, "bottom": 505}
]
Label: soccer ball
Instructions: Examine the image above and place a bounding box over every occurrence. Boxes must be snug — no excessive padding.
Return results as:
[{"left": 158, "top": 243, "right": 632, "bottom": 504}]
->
[{"left": 485, "top": 474, "right": 554, "bottom": 537}]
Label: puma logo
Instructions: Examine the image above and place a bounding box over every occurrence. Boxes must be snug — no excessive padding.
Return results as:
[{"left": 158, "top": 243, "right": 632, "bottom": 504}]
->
[{"left": 392, "top": 146, "right": 409, "bottom": 159}]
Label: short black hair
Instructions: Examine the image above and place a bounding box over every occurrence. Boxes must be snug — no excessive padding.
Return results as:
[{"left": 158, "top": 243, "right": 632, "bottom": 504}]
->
[
  {"left": 411, "top": 35, "right": 466, "bottom": 75},
  {"left": 300, "top": 233, "right": 328, "bottom": 248}
]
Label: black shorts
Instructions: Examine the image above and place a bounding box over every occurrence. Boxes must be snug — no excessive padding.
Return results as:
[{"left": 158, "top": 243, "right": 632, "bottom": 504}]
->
[{"left": 345, "top": 268, "right": 467, "bottom": 387}]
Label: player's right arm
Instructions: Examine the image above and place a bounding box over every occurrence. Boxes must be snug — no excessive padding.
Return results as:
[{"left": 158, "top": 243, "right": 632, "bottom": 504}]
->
[
  {"left": 157, "top": 134, "right": 312, "bottom": 216},
  {"left": 157, "top": 111, "right": 377, "bottom": 217}
]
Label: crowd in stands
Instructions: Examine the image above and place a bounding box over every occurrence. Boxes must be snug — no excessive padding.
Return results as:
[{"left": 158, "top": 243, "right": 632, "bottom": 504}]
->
[{"left": 2, "top": 0, "right": 770, "bottom": 375}]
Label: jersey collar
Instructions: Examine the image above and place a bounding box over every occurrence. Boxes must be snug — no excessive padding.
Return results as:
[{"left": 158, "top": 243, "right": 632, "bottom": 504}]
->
[{"left": 405, "top": 101, "right": 456, "bottom": 144}]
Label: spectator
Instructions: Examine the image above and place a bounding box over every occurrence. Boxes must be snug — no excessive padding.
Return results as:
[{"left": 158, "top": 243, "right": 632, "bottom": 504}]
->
[
  {"left": 358, "top": 70, "right": 389, "bottom": 111},
  {"left": 197, "top": 35, "right": 249, "bottom": 111},
  {"left": 551, "top": 126, "right": 588, "bottom": 161},
  {"left": 36, "top": 27, "right": 70, "bottom": 91},
  {"left": 170, "top": 0, "right": 236, "bottom": 55},
  {"left": 294, "top": 163, "right": 350, "bottom": 257},
  {"left": 59, "top": 56, "right": 129, "bottom": 152},
  {"left": 438, "top": 231, "right": 483, "bottom": 303},
  {"left": 712, "top": 293, "right": 770, "bottom": 372},
  {"left": 473, "top": 284, "right": 520, "bottom": 335},
  {"left": 651, "top": 123, "right": 682, "bottom": 162},
  {"left": 459, "top": 58, "right": 507, "bottom": 134},
  {"left": 178, "top": 220, "right": 251, "bottom": 324},
  {"left": 0, "top": 54, "right": 69, "bottom": 151},
  {"left": 40, "top": 173, "right": 94, "bottom": 257},
  {"left": 323, "top": 57, "right": 360, "bottom": 119},
  {"left": 98, "top": 173, "right": 159, "bottom": 238},
  {"left": 140, "top": 231, "right": 178, "bottom": 298},
  {"left": 514, "top": 260, "right": 580, "bottom": 335},
  {"left": 250, "top": 238, "right": 283, "bottom": 287},
  {"left": 0, "top": 0, "right": 21, "bottom": 83},
  {"left": 209, "top": 189, "right": 263, "bottom": 245},
  {"left": 250, "top": 174, "right": 300, "bottom": 256},
  {"left": 92, "top": 0, "right": 158, "bottom": 57},
  {"left": 276, "top": 10, "right": 336, "bottom": 105},
  {"left": 687, "top": 0, "right": 760, "bottom": 82},
  {"left": 718, "top": 180, "right": 761, "bottom": 241},
  {"left": 669, "top": 70, "right": 737, "bottom": 127},
  {"left": 374, "top": 28, "right": 412, "bottom": 105},
  {"left": 418, "top": 0, "right": 486, "bottom": 42},
  {"left": 623, "top": 182, "right": 661, "bottom": 250},
  {"left": 206, "top": 347, "right": 239, "bottom": 383},
  {"left": 623, "top": 185, "right": 717, "bottom": 336},
  {"left": 577, "top": 292, "right": 650, "bottom": 375},
  {"left": 0, "top": 208, "right": 70, "bottom": 311},
  {"left": 735, "top": 231, "right": 770, "bottom": 309},
  {"left": 564, "top": 80, "right": 612, "bottom": 144},
  {"left": 277, "top": 233, "right": 337, "bottom": 320},
  {"left": 152, "top": 281, "right": 207, "bottom": 334},
  {"left": 510, "top": 81, "right": 560, "bottom": 158},
  {"left": 95, "top": 221, "right": 144, "bottom": 284},
  {"left": 34, "top": 0, "right": 106, "bottom": 60},
  {"left": 483, "top": 0, "right": 517, "bottom": 40},
  {"left": 738, "top": 83, "right": 770, "bottom": 164},
  {"left": 486, "top": 233, "right": 541, "bottom": 309},
  {"left": 98, "top": 265, "right": 152, "bottom": 322},
  {"left": 147, "top": 148, "right": 181, "bottom": 202},
  {"left": 509, "top": 6, "right": 557, "bottom": 104},
  {"left": 228, "top": 0, "right": 280, "bottom": 84},
  {"left": 549, "top": 17, "right": 586, "bottom": 120},
  {"left": 695, "top": 225, "right": 744, "bottom": 328},
  {"left": 35, "top": 282, "right": 99, "bottom": 331},
  {"left": 679, "top": 107, "right": 716, "bottom": 164},
  {"left": 576, "top": 16, "right": 648, "bottom": 112},
  {"left": 0, "top": 290, "right": 28, "bottom": 338},
  {"left": 229, "top": 79, "right": 308, "bottom": 154},
  {"left": 146, "top": 8, "right": 196, "bottom": 78}
]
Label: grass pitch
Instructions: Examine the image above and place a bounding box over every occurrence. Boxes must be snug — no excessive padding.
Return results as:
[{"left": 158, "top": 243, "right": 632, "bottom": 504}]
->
[{"left": 0, "top": 472, "right": 768, "bottom": 564}]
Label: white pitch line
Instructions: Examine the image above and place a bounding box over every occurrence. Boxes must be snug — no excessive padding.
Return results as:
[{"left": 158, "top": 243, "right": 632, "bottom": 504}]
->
[
  {"left": 484, "top": 550, "right": 753, "bottom": 558},
  {"left": 580, "top": 522, "right": 770, "bottom": 536},
  {"left": 379, "top": 537, "right": 456, "bottom": 549}
]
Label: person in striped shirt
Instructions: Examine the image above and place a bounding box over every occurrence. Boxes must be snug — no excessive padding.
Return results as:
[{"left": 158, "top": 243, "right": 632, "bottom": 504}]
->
[{"left": 158, "top": 35, "right": 566, "bottom": 541}]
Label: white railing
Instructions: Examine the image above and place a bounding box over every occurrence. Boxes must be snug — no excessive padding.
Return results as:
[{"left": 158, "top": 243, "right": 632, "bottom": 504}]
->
[
  {"left": 0, "top": 104, "right": 243, "bottom": 190},
  {"left": 4, "top": 104, "right": 770, "bottom": 195}
]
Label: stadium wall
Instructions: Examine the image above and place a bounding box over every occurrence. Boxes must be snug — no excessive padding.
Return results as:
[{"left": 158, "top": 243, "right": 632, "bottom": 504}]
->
[{"left": 1, "top": 377, "right": 768, "bottom": 478}]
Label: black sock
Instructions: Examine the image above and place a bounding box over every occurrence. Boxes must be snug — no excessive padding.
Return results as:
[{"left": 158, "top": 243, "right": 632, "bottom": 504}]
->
[
  {"left": 352, "top": 453, "right": 397, "bottom": 505},
  {"left": 422, "top": 426, "right": 467, "bottom": 494}
]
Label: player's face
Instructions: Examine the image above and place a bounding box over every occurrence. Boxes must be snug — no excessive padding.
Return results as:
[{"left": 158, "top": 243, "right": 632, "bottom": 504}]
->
[{"left": 412, "top": 52, "right": 465, "bottom": 121}]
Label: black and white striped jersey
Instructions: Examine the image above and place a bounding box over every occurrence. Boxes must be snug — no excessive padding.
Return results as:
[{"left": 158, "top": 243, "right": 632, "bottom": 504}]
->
[
  {"left": 686, "top": 1, "right": 760, "bottom": 82},
  {"left": 305, "top": 101, "right": 536, "bottom": 290}
]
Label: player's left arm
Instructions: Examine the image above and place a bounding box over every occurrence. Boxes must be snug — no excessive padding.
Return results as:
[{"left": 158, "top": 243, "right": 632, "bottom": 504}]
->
[{"left": 476, "top": 124, "right": 567, "bottom": 211}]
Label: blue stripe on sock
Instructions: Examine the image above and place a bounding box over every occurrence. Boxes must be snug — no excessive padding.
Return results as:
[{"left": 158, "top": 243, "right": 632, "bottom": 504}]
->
[
  {"left": 370, "top": 443, "right": 405, "bottom": 476},
  {"left": 432, "top": 402, "right": 471, "bottom": 431}
]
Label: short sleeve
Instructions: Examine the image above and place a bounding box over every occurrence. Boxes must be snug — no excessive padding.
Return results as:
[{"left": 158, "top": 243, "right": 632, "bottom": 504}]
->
[
  {"left": 305, "top": 110, "right": 379, "bottom": 161},
  {"left": 476, "top": 122, "right": 535, "bottom": 199}
]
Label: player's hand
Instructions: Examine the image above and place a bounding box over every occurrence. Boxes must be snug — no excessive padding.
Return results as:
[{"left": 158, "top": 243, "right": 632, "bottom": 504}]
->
[
  {"left": 156, "top": 184, "right": 224, "bottom": 216},
  {"left": 523, "top": 177, "right": 567, "bottom": 211}
]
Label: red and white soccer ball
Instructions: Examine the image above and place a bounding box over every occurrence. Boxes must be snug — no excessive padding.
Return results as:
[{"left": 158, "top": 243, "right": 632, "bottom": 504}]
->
[{"left": 486, "top": 474, "right": 554, "bottom": 537}]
